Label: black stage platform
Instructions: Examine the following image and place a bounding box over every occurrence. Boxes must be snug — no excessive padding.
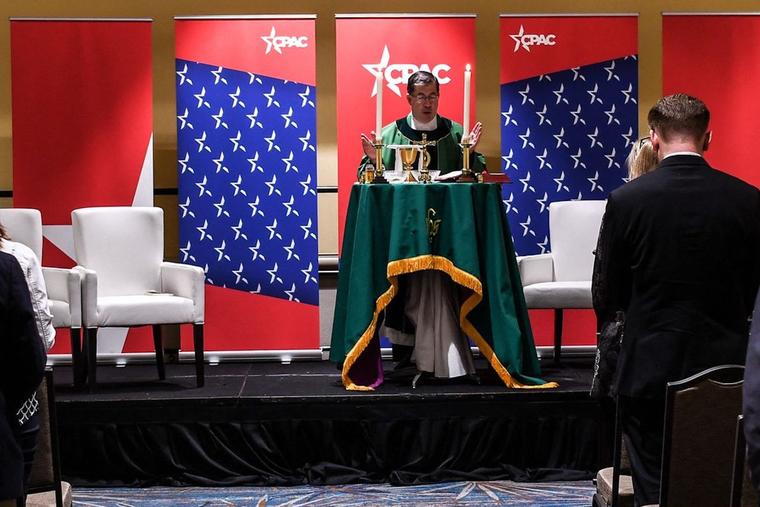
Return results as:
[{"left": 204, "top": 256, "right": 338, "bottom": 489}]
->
[{"left": 52, "top": 359, "right": 609, "bottom": 487}]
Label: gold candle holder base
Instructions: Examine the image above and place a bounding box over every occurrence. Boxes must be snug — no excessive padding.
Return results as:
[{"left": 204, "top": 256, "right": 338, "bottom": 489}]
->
[
  {"left": 371, "top": 142, "right": 387, "bottom": 184},
  {"left": 362, "top": 166, "right": 376, "bottom": 184},
  {"left": 458, "top": 140, "right": 477, "bottom": 182}
]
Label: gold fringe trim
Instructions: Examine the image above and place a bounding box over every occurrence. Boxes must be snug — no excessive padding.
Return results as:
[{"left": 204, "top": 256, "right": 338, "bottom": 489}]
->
[
  {"left": 342, "top": 254, "right": 557, "bottom": 390},
  {"left": 340, "top": 277, "right": 398, "bottom": 391},
  {"left": 386, "top": 255, "right": 481, "bottom": 293},
  {"left": 345, "top": 383, "right": 376, "bottom": 392}
]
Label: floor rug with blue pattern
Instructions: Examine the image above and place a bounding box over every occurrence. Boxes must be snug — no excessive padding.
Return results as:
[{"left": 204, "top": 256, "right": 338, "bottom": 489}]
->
[{"left": 72, "top": 480, "right": 595, "bottom": 506}]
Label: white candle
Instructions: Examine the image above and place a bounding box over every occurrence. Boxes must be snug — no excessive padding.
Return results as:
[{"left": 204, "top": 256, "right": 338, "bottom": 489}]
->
[
  {"left": 375, "top": 70, "right": 383, "bottom": 142},
  {"left": 463, "top": 64, "right": 471, "bottom": 140}
]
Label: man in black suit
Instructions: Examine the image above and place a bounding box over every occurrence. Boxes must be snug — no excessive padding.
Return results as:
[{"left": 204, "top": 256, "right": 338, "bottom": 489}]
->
[
  {"left": 744, "top": 291, "right": 760, "bottom": 496},
  {"left": 0, "top": 251, "right": 46, "bottom": 505},
  {"left": 593, "top": 93, "right": 760, "bottom": 506}
]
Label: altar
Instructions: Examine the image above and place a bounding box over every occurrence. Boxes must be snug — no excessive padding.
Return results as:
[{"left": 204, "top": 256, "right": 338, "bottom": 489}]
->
[{"left": 330, "top": 182, "right": 556, "bottom": 391}]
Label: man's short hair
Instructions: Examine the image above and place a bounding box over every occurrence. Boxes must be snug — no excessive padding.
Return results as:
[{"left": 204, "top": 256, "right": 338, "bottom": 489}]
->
[
  {"left": 647, "top": 93, "right": 710, "bottom": 141},
  {"left": 407, "top": 71, "right": 439, "bottom": 95}
]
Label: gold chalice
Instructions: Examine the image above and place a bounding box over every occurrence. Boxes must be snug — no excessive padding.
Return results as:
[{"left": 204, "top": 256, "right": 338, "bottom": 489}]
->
[{"left": 399, "top": 147, "right": 418, "bottom": 182}]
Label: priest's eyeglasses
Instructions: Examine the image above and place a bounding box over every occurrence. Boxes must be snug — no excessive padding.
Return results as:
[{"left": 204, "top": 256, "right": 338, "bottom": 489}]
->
[{"left": 411, "top": 93, "right": 439, "bottom": 103}]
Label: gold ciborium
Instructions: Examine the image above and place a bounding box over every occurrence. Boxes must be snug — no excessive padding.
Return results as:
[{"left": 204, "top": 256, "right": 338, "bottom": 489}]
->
[{"left": 399, "top": 147, "right": 419, "bottom": 182}]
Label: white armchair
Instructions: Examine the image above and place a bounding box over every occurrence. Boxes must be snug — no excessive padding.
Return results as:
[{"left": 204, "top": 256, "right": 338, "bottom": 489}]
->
[
  {"left": 517, "top": 200, "right": 607, "bottom": 364},
  {"left": 0, "top": 208, "right": 83, "bottom": 371},
  {"left": 71, "top": 206, "right": 205, "bottom": 389}
]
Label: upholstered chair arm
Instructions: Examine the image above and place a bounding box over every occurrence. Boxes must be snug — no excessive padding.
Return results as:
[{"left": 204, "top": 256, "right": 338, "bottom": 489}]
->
[
  {"left": 516, "top": 253, "right": 555, "bottom": 286},
  {"left": 41, "top": 267, "right": 70, "bottom": 302},
  {"left": 160, "top": 262, "right": 205, "bottom": 323},
  {"left": 42, "top": 267, "right": 83, "bottom": 327},
  {"left": 73, "top": 266, "right": 97, "bottom": 328}
]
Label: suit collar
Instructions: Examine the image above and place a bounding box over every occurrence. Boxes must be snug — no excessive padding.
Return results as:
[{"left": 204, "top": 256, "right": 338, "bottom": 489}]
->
[{"left": 657, "top": 154, "right": 710, "bottom": 170}]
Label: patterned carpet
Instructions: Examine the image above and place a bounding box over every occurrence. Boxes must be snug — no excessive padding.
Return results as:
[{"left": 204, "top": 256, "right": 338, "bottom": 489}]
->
[{"left": 72, "top": 480, "right": 596, "bottom": 506}]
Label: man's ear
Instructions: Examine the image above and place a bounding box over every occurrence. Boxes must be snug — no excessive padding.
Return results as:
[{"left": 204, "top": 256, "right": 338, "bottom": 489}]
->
[
  {"left": 406, "top": 94, "right": 413, "bottom": 107},
  {"left": 649, "top": 128, "right": 660, "bottom": 152},
  {"left": 703, "top": 130, "right": 712, "bottom": 152}
]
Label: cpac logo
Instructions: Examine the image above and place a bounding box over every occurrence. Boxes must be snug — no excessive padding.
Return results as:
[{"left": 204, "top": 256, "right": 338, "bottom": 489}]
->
[
  {"left": 363, "top": 46, "right": 451, "bottom": 97},
  {"left": 509, "top": 25, "right": 557, "bottom": 52},
  {"left": 261, "top": 26, "right": 309, "bottom": 55}
]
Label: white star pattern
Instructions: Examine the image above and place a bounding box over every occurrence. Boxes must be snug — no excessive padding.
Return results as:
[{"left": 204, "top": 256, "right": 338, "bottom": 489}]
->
[
  {"left": 281, "top": 107, "right": 298, "bottom": 129},
  {"left": 502, "top": 148, "right": 518, "bottom": 171},
  {"left": 229, "top": 86, "right": 246, "bottom": 108},
  {"left": 500, "top": 56, "right": 638, "bottom": 255},
  {"left": 299, "top": 130, "right": 315, "bottom": 152},
  {"left": 177, "top": 63, "right": 193, "bottom": 86},
  {"left": 520, "top": 215, "right": 536, "bottom": 237},
  {"left": 247, "top": 107, "right": 263, "bottom": 129},
  {"left": 535, "top": 105, "right": 552, "bottom": 126},
  {"left": 284, "top": 239, "right": 301, "bottom": 260},
  {"left": 536, "top": 148, "right": 552, "bottom": 169},
  {"left": 265, "top": 130, "right": 281, "bottom": 152},
  {"left": 195, "top": 131, "right": 212, "bottom": 153},
  {"left": 503, "top": 192, "right": 519, "bottom": 214},
  {"left": 230, "top": 175, "right": 247, "bottom": 197},
  {"left": 178, "top": 108, "right": 194, "bottom": 130},
  {"left": 194, "top": 87, "right": 211, "bottom": 108},
  {"left": 211, "top": 66, "right": 228, "bottom": 85},
  {"left": 298, "top": 86, "right": 315, "bottom": 108},
  {"left": 176, "top": 58, "right": 318, "bottom": 304},
  {"left": 212, "top": 108, "right": 229, "bottom": 130},
  {"left": 231, "top": 219, "right": 248, "bottom": 240},
  {"left": 502, "top": 105, "right": 518, "bottom": 127},
  {"left": 282, "top": 151, "right": 298, "bottom": 173},
  {"left": 230, "top": 131, "right": 246, "bottom": 152},
  {"left": 536, "top": 192, "right": 549, "bottom": 213},
  {"left": 232, "top": 263, "right": 248, "bottom": 284},
  {"left": 213, "top": 152, "right": 229, "bottom": 174},
  {"left": 264, "top": 86, "right": 280, "bottom": 108},
  {"left": 179, "top": 152, "right": 193, "bottom": 174},
  {"left": 179, "top": 196, "right": 195, "bottom": 218}
]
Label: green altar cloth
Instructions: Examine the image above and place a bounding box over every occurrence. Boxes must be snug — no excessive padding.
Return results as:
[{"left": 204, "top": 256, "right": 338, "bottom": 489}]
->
[{"left": 330, "top": 182, "right": 556, "bottom": 391}]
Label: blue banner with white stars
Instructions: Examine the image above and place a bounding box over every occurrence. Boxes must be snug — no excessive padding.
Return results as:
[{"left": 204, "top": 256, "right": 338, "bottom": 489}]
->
[
  {"left": 176, "top": 59, "right": 319, "bottom": 306},
  {"left": 501, "top": 57, "right": 638, "bottom": 256}
]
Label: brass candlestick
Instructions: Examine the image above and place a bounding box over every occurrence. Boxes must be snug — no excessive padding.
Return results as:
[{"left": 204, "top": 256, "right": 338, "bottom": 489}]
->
[
  {"left": 458, "top": 137, "right": 476, "bottom": 182},
  {"left": 399, "top": 147, "right": 419, "bottom": 183},
  {"left": 372, "top": 141, "right": 387, "bottom": 184}
]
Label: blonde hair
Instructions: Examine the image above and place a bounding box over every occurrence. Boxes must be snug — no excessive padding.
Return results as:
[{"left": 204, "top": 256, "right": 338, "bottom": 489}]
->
[{"left": 626, "top": 137, "right": 658, "bottom": 180}]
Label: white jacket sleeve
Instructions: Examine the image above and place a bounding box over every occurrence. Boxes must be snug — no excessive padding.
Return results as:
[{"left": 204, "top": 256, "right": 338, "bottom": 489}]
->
[
  {"left": 26, "top": 251, "right": 55, "bottom": 351},
  {"left": 3, "top": 241, "right": 56, "bottom": 351}
]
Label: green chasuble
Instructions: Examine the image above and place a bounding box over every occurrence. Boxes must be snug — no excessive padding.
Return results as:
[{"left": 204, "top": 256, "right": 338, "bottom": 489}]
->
[{"left": 358, "top": 114, "right": 486, "bottom": 179}]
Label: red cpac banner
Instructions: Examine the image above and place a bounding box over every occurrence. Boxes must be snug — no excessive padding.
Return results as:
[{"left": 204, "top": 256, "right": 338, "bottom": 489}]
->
[
  {"left": 499, "top": 15, "right": 638, "bottom": 350},
  {"left": 11, "top": 19, "right": 153, "bottom": 356},
  {"left": 175, "top": 16, "right": 320, "bottom": 353},
  {"left": 335, "top": 16, "right": 476, "bottom": 242},
  {"left": 500, "top": 15, "right": 637, "bottom": 84},
  {"left": 663, "top": 14, "right": 760, "bottom": 189}
]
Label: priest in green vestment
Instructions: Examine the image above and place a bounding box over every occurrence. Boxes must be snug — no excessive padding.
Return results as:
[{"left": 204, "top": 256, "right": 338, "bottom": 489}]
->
[
  {"left": 354, "top": 71, "right": 492, "bottom": 385},
  {"left": 358, "top": 70, "right": 486, "bottom": 180}
]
